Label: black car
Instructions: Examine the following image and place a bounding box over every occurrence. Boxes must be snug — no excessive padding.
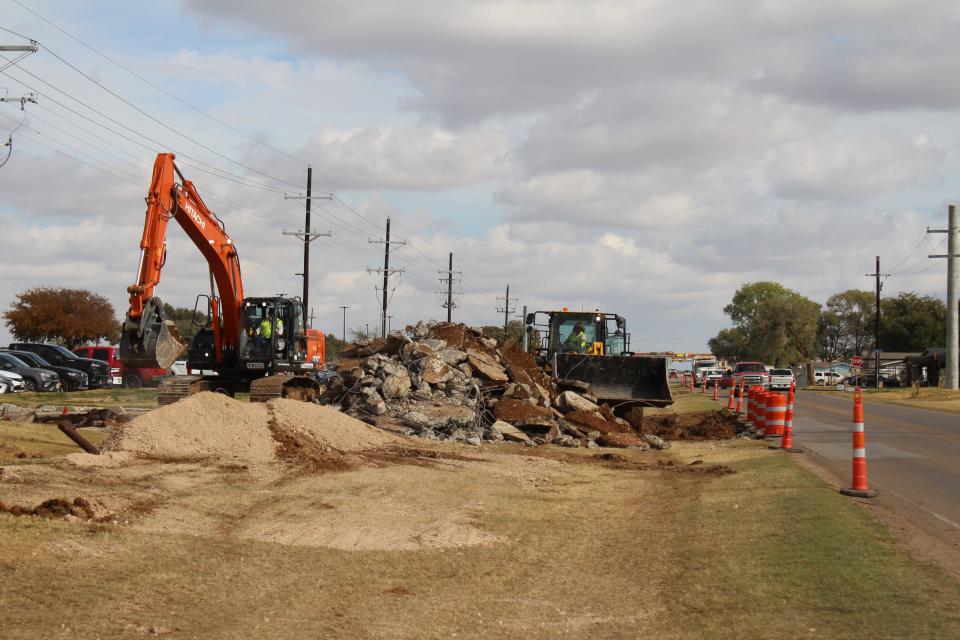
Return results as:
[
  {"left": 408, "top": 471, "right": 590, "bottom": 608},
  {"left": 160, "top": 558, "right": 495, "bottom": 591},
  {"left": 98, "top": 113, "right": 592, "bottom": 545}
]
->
[
  {"left": 2, "top": 349, "right": 88, "bottom": 391},
  {"left": 0, "top": 352, "right": 62, "bottom": 392},
  {"left": 8, "top": 343, "right": 110, "bottom": 388}
]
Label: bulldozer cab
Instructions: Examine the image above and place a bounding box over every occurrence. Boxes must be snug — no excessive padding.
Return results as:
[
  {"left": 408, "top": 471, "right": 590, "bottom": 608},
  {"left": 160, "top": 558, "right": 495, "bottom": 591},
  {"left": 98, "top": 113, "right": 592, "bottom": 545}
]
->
[
  {"left": 527, "top": 310, "right": 630, "bottom": 360},
  {"left": 526, "top": 309, "right": 673, "bottom": 409}
]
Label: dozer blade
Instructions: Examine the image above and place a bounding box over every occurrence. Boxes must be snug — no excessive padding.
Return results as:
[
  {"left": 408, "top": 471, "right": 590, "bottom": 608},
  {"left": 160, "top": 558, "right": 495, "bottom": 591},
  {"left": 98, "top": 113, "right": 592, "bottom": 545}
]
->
[
  {"left": 553, "top": 353, "right": 674, "bottom": 408},
  {"left": 120, "top": 297, "right": 186, "bottom": 370}
]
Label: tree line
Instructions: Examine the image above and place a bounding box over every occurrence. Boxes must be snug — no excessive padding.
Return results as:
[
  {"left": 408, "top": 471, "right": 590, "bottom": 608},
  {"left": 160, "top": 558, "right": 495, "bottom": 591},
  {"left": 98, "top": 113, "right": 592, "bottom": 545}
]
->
[{"left": 709, "top": 282, "right": 946, "bottom": 369}]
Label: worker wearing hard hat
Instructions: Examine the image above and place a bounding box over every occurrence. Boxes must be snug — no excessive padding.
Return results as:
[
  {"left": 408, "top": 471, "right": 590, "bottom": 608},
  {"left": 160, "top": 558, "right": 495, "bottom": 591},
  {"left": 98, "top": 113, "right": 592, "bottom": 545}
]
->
[{"left": 566, "top": 322, "right": 588, "bottom": 354}]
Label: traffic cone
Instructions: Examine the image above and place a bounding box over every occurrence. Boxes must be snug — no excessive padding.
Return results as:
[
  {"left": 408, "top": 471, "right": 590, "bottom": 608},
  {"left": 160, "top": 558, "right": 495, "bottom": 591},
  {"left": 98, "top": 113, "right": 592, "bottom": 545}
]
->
[
  {"left": 62, "top": 405, "right": 69, "bottom": 415},
  {"left": 701, "top": 376, "right": 707, "bottom": 394},
  {"left": 727, "top": 379, "right": 736, "bottom": 410},
  {"left": 840, "top": 389, "right": 877, "bottom": 497},
  {"left": 778, "top": 385, "right": 801, "bottom": 452},
  {"left": 712, "top": 381, "right": 719, "bottom": 401},
  {"left": 735, "top": 379, "right": 745, "bottom": 415}
]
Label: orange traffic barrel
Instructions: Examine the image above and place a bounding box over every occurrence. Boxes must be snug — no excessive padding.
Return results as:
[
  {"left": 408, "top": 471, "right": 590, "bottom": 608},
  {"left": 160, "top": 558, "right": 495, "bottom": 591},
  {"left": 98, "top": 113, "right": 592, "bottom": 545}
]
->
[
  {"left": 755, "top": 391, "right": 768, "bottom": 432},
  {"left": 764, "top": 392, "right": 786, "bottom": 437}
]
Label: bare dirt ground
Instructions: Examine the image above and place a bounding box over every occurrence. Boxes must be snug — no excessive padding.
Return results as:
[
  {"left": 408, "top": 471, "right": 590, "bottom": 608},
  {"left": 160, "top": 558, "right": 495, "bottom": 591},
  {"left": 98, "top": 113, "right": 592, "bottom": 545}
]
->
[{"left": 0, "top": 396, "right": 719, "bottom": 639}]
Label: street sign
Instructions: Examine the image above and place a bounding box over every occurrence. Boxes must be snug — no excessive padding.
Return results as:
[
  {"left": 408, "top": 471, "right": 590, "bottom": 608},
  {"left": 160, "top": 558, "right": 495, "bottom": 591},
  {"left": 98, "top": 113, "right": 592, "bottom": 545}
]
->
[{"left": 852, "top": 356, "right": 863, "bottom": 367}]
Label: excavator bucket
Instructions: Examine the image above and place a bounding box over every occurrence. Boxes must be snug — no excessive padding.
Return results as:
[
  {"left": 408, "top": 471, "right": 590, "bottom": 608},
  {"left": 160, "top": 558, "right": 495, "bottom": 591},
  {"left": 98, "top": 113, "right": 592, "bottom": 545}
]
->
[
  {"left": 553, "top": 353, "right": 674, "bottom": 408},
  {"left": 119, "top": 297, "right": 186, "bottom": 370}
]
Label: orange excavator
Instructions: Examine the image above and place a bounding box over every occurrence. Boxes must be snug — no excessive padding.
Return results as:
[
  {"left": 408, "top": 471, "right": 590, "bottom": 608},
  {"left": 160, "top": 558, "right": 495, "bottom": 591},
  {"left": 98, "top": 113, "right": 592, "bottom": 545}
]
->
[{"left": 119, "top": 153, "right": 325, "bottom": 405}]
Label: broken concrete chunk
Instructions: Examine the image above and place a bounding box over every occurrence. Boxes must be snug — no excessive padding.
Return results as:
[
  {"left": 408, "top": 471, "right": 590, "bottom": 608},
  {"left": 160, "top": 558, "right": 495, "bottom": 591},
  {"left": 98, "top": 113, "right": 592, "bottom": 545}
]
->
[
  {"left": 381, "top": 373, "right": 412, "bottom": 398},
  {"left": 559, "top": 390, "right": 599, "bottom": 413},
  {"left": 466, "top": 349, "right": 509, "bottom": 383},
  {"left": 419, "top": 357, "right": 457, "bottom": 385},
  {"left": 437, "top": 349, "right": 468, "bottom": 366}
]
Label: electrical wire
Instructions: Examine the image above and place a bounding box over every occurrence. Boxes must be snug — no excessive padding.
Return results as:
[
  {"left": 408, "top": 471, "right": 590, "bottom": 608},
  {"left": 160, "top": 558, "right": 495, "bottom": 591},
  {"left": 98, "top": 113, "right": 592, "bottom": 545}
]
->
[{"left": 0, "top": 59, "right": 289, "bottom": 194}]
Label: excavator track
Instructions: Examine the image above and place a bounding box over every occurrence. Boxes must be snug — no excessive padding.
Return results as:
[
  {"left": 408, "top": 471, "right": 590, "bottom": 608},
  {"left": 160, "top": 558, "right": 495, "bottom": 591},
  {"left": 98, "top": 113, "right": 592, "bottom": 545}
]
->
[
  {"left": 156, "top": 375, "right": 212, "bottom": 406},
  {"left": 249, "top": 373, "right": 322, "bottom": 403}
]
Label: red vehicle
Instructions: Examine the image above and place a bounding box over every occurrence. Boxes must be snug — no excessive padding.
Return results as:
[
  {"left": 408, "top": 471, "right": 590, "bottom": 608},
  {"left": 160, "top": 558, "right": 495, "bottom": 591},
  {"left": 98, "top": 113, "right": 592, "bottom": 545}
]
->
[
  {"left": 72, "top": 345, "right": 168, "bottom": 388},
  {"left": 721, "top": 361, "right": 770, "bottom": 393}
]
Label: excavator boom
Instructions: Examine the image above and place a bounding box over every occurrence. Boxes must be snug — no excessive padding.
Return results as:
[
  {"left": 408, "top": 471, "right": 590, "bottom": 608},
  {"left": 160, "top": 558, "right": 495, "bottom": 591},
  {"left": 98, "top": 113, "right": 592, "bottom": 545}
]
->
[{"left": 120, "top": 153, "right": 244, "bottom": 370}]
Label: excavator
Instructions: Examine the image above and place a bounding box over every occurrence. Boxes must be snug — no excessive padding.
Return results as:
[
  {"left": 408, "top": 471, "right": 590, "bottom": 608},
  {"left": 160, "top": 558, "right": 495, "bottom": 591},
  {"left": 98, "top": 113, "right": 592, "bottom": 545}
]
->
[
  {"left": 525, "top": 309, "right": 673, "bottom": 413},
  {"left": 120, "top": 153, "right": 325, "bottom": 405}
]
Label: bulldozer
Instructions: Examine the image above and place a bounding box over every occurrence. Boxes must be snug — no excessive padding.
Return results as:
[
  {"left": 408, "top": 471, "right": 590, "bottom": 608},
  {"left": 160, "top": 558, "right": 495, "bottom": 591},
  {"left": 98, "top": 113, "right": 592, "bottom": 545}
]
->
[
  {"left": 525, "top": 309, "right": 673, "bottom": 413},
  {"left": 119, "top": 153, "right": 326, "bottom": 405}
]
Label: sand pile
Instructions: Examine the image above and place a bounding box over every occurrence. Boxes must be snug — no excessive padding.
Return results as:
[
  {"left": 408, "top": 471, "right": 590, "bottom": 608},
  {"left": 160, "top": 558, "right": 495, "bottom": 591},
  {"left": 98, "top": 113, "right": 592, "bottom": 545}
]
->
[
  {"left": 102, "top": 392, "right": 401, "bottom": 463},
  {"left": 105, "top": 392, "right": 278, "bottom": 461},
  {"left": 268, "top": 399, "right": 397, "bottom": 453}
]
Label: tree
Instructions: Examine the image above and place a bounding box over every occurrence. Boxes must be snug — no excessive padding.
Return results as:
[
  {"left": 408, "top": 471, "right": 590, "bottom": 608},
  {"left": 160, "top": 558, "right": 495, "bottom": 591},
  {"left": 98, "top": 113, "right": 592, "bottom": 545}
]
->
[
  {"left": 817, "top": 309, "right": 847, "bottom": 363},
  {"left": 824, "top": 289, "right": 874, "bottom": 356},
  {"left": 880, "top": 293, "right": 946, "bottom": 352},
  {"left": 479, "top": 320, "right": 526, "bottom": 345},
  {"left": 324, "top": 333, "right": 348, "bottom": 360},
  {"left": 708, "top": 327, "right": 749, "bottom": 362},
  {"left": 4, "top": 287, "right": 120, "bottom": 347},
  {"left": 713, "top": 281, "right": 820, "bottom": 375}
]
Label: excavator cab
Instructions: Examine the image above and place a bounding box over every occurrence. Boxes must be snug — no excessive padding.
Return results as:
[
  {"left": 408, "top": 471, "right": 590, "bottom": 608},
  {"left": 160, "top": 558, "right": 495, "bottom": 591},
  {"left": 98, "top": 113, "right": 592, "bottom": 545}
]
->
[{"left": 239, "top": 297, "right": 309, "bottom": 367}]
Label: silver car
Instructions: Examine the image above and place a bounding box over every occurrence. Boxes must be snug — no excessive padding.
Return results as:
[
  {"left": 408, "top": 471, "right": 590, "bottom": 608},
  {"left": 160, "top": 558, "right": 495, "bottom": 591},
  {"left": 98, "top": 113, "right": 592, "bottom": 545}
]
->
[{"left": 0, "top": 370, "right": 26, "bottom": 393}]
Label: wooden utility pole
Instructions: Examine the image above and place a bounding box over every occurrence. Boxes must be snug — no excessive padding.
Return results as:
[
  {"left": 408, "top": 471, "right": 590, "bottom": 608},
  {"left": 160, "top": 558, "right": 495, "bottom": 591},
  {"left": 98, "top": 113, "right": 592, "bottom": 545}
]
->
[
  {"left": 496, "top": 285, "right": 516, "bottom": 341},
  {"left": 437, "top": 252, "right": 461, "bottom": 323},
  {"left": 865, "top": 257, "right": 889, "bottom": 390},
  {"left": 368, "top": 217, "right": 405, "bottom": 337},
  {"left": 338, "top": 306, "right": 349, "bottom": 343},
  {"left": 281, "top": 167, "right": 331, "bottom": 328}
]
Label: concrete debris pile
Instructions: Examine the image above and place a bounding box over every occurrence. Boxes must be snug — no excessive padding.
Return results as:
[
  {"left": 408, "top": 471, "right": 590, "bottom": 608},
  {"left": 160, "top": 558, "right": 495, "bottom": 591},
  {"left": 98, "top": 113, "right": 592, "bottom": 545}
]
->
[{"left": 323, "top": 321, "right": 666, "bottom": 449}]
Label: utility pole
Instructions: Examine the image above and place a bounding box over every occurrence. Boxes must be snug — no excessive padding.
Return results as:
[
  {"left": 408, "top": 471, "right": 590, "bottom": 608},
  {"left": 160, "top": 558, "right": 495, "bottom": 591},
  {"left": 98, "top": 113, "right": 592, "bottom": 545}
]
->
[
  {"left": 338, "top": 306, "right": 350, "bottom": 343},
  {"left": 865, "top": 257, "right": 889, "bottom": 390},
  {"left": 0, "top": 91, "right": 37, "bottom": 169},
  {"left": 387, "top": 315, "right": 394, "bottom": 333},
  {"left": 496, "top": 285, "right": 517, "bottom": 341},
  {"left": 281, "top": 167, "right": 332, "bottom": 327},
  {"left": 929, "top": 204, "right": 960, "bottom": 389},
  {"left": 368, "top": 217, "right": 405, "bottom": 337},
  {"left": 437, "top": 252, "right": 462, "bottom": 323},
  {"left": 0, "top": 42, "right": 39, "bottom": 74},
  {"left": 521, "top": 304, "right": 529, "bottom": 352}
]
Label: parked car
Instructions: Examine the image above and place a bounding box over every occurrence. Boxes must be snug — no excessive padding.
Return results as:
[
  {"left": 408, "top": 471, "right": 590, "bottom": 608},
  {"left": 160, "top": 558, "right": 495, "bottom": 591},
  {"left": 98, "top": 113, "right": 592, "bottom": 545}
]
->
[
  {"left": 8, "top": 343, "right": 111, "bottom": 388},
  {"left": 0, "top": 352, "right": 62, "bottom": 392},
  {"left": 3, "top": 349, "right": 88, "bottom": 391},
  {"left": 0, "top": 370, "right": 26, "bottom": 393},
  {"left": 814, "top": 371, "right": 845, "bottom": 386},
  {"left": 844, "top": 373, "right": 901, "bottom": 388},
  {"left": 768, "top": 368, "right": 795, "bottom": 390},
  {"left": 72, "top": 345, "right": 168, "bottom": 388}
]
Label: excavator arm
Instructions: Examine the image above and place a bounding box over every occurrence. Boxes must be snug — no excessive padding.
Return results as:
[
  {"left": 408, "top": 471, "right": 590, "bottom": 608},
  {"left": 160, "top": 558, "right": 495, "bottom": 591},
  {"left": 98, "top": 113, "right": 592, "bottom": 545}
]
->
[{"left": 120, "top": 153, "right": 244, "bottom": 369}]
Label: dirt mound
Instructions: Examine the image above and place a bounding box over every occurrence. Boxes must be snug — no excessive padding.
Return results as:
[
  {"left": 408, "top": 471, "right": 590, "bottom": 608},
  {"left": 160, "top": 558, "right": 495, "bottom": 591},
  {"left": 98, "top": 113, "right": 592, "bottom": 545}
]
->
[
  {"left": 102, "top": 393, "right": 401, "bottom": 464},
  {"left": 104, "top": 392, "right": 277, "bottom": 461},
  {"left": 641, "top": 411, "right": 740, "bottom": 441},
  {"left": 0, "top": 497, "right": 95, "bottom": 519},
  {"left": 267, "top": 399, "right": 397, "bottom": 453}
]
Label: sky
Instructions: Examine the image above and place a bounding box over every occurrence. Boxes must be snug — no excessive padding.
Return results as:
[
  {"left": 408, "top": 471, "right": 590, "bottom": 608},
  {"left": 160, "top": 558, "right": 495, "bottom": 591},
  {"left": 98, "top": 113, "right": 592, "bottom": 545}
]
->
[{"left": 0, "top": 0, "right": 956, "bottom": 352}]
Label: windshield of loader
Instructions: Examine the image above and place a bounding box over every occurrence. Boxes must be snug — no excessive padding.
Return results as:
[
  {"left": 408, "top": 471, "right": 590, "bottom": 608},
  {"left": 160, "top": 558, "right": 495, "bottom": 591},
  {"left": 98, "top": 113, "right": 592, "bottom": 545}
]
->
[{"left": 555, "top": 317, "right": 598, "bottom": 354}]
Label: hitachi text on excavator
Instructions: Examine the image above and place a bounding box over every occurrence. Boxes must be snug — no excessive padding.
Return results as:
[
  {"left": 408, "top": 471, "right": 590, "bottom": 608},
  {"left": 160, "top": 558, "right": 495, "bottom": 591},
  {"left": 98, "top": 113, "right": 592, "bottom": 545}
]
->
[{"left": 119, "top": 153, "right": 326, "bottom": 405}]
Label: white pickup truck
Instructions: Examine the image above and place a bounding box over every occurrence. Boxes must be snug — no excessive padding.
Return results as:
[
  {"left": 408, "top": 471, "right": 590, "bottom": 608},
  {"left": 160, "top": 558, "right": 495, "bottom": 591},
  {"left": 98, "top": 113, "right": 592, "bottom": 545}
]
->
[{"left": 769, "top": 368, "right": 795, "bottom": 390}]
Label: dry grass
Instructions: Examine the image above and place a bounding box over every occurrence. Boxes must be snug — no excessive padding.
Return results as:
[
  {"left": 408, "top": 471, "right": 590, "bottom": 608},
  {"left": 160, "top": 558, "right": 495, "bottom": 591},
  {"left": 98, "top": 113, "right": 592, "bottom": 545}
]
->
[
  {"left": 649, "top": 384, "right": 726, "bottom": 415},
  {"left": 0, "top": 421, "right": 109, "bottom": 463},
  {"left": 808, "top": 386, "right": 960, "bottom": 415}
]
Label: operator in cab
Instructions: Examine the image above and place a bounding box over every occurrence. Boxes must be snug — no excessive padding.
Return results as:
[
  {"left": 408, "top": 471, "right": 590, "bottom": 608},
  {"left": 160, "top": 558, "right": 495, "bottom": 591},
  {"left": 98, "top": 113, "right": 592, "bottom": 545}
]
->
[{"left": 565, "top": 322, "right": 588, "bottom": 354}]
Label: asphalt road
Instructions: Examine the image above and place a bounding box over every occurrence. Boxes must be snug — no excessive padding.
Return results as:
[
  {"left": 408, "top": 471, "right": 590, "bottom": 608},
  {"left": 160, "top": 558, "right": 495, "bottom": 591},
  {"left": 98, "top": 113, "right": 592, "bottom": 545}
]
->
[{"left": 791, "top": 391, "right": 960, "bottom": 552}]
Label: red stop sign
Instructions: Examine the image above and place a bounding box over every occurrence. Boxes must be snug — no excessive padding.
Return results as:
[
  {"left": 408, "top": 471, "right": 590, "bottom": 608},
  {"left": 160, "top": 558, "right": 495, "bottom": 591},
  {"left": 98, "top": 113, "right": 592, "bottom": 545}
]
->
[{"left": 852, "top": 356, "right": 863, "bottom": 367}]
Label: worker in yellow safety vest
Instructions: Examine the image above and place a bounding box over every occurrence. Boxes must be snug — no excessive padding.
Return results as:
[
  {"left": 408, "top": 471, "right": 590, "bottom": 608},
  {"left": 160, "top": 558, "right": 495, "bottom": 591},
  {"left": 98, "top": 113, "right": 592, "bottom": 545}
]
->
[{"left": 566, "top": 322, "right": 588, "bottom": 354}]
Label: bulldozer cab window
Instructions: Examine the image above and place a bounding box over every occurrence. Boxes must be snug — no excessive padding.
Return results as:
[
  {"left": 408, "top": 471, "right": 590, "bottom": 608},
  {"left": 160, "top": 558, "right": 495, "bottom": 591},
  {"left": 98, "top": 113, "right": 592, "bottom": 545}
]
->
[{"left": 556, "top": 318, "right": 597, "bottom": 353}]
